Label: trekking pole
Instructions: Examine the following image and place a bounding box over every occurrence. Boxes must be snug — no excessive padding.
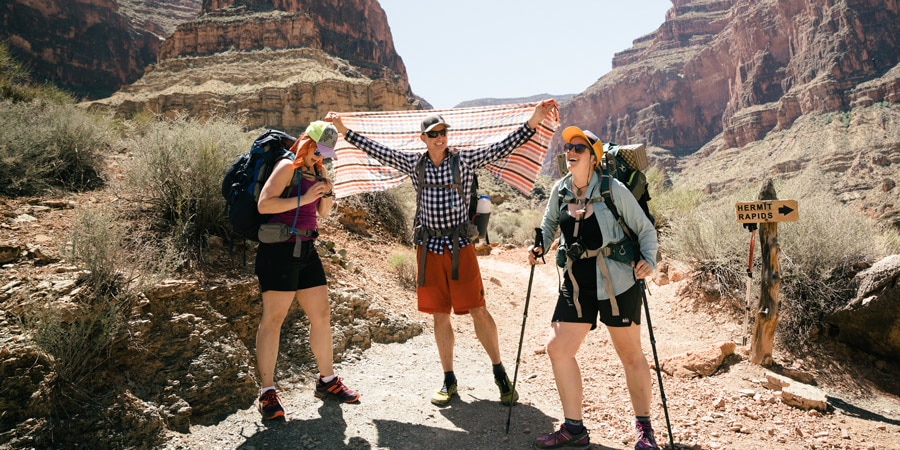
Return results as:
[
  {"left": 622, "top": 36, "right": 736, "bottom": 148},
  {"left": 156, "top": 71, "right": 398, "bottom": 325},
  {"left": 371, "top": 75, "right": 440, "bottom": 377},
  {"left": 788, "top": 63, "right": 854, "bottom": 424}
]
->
[
  {"left": 636, "top": 276, "right": 675, "bottom": 450},
  {"left": 506, "top": 227, "right": 543, "bottom": 434},
  {"left": 741, "top": 223, "right": 757, "bottom": 347}
]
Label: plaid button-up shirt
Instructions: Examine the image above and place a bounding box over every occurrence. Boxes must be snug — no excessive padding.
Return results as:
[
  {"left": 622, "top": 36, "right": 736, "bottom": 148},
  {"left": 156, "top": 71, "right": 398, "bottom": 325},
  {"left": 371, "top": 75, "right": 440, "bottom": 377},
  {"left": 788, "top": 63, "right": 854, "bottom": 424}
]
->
[{"left": 345, "top": 123, "right": 536, "bottom": 253}]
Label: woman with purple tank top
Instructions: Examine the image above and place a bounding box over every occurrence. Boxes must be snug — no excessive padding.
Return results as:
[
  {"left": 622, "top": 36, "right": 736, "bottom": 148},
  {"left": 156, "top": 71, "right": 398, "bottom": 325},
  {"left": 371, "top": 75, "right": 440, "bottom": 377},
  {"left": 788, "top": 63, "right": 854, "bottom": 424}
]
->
[{"left": 253, "top": 121, "right": 360, "bottom": 421}]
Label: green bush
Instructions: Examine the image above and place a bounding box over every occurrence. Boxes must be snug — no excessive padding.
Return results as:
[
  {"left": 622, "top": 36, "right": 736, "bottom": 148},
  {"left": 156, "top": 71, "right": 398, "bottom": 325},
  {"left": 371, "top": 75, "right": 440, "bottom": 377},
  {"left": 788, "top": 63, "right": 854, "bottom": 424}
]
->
[
  {"left": 388, "top": 250, "right": 417, "bottom": 290},
  {"left": 122, "top": 114, "right": 249, "bottom": 258},
  {"left": 0, "top": 100, "right": 110, "bottom": 196}
]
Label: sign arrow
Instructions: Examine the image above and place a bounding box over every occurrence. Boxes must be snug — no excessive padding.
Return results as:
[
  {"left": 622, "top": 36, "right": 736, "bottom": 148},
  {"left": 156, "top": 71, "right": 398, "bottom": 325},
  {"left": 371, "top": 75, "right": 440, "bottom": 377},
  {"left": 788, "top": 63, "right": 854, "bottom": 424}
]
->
[{"left": 778, "top": 205, "right": 794, "bottom": 216}]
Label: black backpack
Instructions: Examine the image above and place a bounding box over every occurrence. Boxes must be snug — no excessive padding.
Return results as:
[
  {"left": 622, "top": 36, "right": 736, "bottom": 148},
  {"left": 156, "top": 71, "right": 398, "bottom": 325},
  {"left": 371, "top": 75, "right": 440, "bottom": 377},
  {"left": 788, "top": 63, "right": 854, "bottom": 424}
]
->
[{"left": 221, "top": 129, "right": 297, "bottom": 241}]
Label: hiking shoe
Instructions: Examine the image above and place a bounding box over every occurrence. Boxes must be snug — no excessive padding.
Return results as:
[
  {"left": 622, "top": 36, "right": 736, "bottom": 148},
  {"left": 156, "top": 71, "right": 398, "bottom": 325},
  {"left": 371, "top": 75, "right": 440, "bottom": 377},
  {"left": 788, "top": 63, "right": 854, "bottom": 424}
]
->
[
  {"left": 430, "top": 382, "right": 458, "bottom": 406},
  {"left": 495, "top": 374, "right": 519, "bottom": 406},
  {"left": 634, "top": 421, "right": 660, "bottom": 449},
  {"left": 258, "top": 389, "right": 285, "bottom": 420},
  {"left": 533, "top": 424, "right": 590, "bottom": 449},
  {"left": 314, "top": 376, "right": 360, "bottom": 403}
]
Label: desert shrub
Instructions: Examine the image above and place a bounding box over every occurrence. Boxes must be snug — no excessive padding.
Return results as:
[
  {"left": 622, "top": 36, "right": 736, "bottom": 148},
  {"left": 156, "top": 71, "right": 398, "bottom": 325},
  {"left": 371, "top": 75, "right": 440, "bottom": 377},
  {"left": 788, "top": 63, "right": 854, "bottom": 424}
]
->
[
  {"left": 660, "top": 190, "right": 748, "bottom": 299},
  {"left": 0, "top": 100, "right": 110, "bottom": 196},
  {"left": 122, "top": 114, "right": 248, "bottom": 258},
  {"left": 388, "top": 250, "right": 417, "bottom": 290},
  {"left": 27, "top": 204, "right": 178, "bottom": 390},
  {"left": 0, "top": 41, "right": 70, "bottom": 104}
]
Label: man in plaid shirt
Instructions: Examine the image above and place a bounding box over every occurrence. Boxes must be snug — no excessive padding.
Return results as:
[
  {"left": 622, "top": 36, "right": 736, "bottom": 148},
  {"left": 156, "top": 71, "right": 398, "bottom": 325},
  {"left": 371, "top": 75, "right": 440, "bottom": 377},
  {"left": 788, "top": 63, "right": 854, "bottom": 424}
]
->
[{"left": 327, "top": 100, "right": 558, "bottom": 407}]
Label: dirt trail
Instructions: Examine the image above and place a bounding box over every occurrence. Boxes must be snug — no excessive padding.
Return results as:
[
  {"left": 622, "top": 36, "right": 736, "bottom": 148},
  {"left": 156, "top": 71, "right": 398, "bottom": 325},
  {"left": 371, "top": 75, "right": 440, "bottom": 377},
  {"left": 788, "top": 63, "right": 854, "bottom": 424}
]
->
[{"left": 162, "top": 247, "right": 900, "bottom": 450}]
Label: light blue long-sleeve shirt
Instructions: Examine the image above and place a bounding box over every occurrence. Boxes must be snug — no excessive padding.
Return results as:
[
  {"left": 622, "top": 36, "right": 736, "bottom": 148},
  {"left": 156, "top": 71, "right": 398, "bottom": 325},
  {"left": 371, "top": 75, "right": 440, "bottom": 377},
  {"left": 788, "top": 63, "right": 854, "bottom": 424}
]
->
[{"left": 539, "top": 171, "right": 659, "bottom": 299}]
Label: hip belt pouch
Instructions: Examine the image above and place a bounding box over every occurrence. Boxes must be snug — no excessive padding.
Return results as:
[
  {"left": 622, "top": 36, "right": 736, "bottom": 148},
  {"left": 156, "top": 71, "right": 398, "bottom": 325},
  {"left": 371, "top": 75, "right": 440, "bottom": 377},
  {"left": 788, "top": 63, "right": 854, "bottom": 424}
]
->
[{"left": 258, "top": 223, "right": 293, "bottom": 243}]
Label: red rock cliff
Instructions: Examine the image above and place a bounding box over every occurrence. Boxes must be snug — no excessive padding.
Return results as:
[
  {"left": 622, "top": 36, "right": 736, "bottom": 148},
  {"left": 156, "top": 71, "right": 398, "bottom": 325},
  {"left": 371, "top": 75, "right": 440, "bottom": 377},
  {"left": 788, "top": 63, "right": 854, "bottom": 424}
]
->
[
  {"left": 0, "top": 0, "right": 163, "bottom": 99},
  {"left": 558, "top": 0, "right": 900, "bottom": 154}
]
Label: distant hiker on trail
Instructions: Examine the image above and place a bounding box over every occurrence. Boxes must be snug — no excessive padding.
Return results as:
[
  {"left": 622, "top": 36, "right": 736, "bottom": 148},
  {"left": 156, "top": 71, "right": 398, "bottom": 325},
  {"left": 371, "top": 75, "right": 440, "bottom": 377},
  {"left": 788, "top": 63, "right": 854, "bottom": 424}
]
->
[
  {"left": 326, "top": 100, "right": 559, "bottom": 407},
  {"left": 527, "top": 126, "right": 660, "bottom": 449},
  {"left": 254, "top": 121, "right": 360, "bottom": 421}
]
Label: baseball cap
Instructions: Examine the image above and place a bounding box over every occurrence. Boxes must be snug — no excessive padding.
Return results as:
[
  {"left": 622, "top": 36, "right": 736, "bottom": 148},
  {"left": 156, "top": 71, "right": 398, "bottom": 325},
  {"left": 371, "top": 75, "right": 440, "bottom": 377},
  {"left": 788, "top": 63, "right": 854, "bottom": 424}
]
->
[
  {"left": 421, "top": 114, "right": 451, "bottom": 133},
  {"left": 561, "top": 126, "right": 604, "bottom": 168},
  {"left": 305, "top": 121, "right": 338, "bottom": 159}
]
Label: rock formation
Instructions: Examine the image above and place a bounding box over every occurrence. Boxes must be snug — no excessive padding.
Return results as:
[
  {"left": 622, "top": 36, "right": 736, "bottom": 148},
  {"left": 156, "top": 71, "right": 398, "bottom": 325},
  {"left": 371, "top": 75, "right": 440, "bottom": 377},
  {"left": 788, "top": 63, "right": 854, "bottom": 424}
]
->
[
  {"left": 0, "top": 0, "right": 165, "bottom": 99},
  {"left": 84, "top": 0, "right": 419, "bottom": 135}
]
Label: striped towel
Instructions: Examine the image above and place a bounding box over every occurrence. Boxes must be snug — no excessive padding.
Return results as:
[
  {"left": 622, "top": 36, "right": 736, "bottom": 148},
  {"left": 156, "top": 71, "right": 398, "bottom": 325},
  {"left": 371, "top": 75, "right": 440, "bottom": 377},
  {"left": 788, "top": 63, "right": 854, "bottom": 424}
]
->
[{"left": 331, "top": 103, "right": 560, "bottom": 198}]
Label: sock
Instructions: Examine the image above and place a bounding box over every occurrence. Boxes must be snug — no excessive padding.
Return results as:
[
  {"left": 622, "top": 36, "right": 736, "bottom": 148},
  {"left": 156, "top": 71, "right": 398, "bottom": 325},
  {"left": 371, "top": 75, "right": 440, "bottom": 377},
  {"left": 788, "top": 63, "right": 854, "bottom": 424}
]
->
[
  {"left": 636, "top": 416, "right": 651, "bottom": 425},
  {"left": 564, "top": 418, "right": 586, "bottom": 434},
  {"left": 443, "top": 371, "right": 457, "bottom": 387},
  {"left": 259, "top": 386, "right": 276, "bottom": 397},
  {"left": 492, "top": 363, "right": 507, "bottom": 380},
  {"left": 319, "top": 374, "right": 336, "bottom": 383}
]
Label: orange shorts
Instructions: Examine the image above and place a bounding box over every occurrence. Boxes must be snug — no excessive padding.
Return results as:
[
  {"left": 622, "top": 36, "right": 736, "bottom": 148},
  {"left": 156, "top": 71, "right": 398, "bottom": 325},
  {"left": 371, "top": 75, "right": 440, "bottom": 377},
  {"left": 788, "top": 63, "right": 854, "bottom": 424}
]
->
[{"left": 416, "top": 244, "right": 486, "bottom": 315}]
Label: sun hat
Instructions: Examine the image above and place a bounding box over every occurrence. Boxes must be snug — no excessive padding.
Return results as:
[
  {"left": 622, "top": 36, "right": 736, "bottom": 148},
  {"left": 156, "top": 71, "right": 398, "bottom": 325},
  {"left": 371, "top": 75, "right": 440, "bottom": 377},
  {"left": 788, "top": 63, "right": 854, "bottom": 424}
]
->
[
  {"left": 421, "top": 114, "right": 451, "bottom": 133},
  {"left": 561, "top": 126, "right": 604, "bottom": 168},
  {"left": 305, "top": 121, "right": 338, "bottom": 159}
]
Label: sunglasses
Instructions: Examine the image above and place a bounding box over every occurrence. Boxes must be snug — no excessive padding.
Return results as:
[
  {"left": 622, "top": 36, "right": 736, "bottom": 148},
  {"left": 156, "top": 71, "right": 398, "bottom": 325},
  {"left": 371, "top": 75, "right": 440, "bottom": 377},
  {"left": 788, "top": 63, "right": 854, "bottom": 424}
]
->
[
  {"left": 564, "top": 143, "right": 591, "bottom": 154},
  {"left": 424, "top": 129, "right": 447, "bottom": 138}
]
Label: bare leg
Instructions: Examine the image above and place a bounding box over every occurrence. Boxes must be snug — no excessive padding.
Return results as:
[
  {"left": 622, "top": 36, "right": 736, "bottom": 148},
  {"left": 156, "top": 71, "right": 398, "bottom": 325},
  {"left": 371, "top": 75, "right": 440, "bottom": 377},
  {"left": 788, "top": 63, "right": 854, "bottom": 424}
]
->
[
  {"left": 256, "top": 290, "right": 296, "bottom": 388},
  {"left": 433, "top": 312, "right": 454, "bottom": 372},
  {"left": 295, "top": 285, "right": 334, "bottom": 378},
  {"left": 469, "top": 306, "right": 501, "bottom": 364},
  {"left": 608, "top": 323, "right": 652, "bottom": 416},
  {"left": 546, "top": 321, "right": 592, "bottom": 420}
]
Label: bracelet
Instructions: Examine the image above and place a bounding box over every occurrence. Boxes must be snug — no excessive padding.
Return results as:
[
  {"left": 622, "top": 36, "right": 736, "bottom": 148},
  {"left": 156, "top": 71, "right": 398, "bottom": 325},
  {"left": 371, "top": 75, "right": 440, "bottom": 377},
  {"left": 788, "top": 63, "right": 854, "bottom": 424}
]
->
[{"left": 323, "top": 191, "right": 334, "bottom": 198}]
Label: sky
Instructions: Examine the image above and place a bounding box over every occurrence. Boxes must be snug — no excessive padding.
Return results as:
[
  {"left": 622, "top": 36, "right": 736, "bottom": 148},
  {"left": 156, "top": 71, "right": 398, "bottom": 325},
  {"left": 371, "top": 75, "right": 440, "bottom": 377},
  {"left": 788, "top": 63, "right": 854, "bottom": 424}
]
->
[{"left": 378, "top": 0, "right": 672, "bottom": 110}]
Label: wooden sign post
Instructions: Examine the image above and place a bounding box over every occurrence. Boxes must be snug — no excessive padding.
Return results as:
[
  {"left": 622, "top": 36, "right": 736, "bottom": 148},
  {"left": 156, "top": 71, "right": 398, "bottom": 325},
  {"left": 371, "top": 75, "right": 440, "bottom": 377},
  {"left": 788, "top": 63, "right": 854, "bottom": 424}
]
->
[{"left": 734, "top": 180, "right": 799, "bottom": 365}]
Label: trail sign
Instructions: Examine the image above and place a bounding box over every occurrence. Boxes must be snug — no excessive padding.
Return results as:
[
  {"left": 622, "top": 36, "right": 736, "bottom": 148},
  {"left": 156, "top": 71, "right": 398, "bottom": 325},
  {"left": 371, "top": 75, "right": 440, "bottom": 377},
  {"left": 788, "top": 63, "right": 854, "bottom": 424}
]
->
[{"left": 735, "top": 200, "right": 799, "bottom": 224}]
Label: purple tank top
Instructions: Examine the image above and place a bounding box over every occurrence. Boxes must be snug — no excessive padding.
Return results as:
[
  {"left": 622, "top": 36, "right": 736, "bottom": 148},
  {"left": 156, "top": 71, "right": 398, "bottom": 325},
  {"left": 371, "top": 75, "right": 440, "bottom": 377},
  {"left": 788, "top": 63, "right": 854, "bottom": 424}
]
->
[{"left": 267, "top": 177, "right": 319, "bottom": 242}]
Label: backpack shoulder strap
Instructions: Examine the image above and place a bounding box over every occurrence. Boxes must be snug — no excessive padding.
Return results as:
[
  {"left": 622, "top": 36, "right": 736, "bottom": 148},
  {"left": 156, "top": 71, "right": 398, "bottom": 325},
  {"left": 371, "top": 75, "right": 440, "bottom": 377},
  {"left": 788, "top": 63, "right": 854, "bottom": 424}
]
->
[{"left": 598, "top": 173, "right": 638, "bottom": 244}]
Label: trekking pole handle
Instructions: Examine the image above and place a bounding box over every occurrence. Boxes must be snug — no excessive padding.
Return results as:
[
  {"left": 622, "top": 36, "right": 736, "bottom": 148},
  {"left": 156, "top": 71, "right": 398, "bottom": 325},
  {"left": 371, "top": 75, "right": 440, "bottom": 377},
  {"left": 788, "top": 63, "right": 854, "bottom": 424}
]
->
[{"left": 532, "top": 227, "right": 545, "bottom": 263}]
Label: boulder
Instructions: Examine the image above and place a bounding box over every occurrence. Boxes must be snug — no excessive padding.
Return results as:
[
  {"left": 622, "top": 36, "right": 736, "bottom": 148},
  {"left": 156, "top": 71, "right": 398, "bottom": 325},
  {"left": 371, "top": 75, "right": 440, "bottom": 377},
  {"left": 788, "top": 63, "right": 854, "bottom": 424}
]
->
[{"left": 826, "top": 255, "right": 900, "bottom": 360}]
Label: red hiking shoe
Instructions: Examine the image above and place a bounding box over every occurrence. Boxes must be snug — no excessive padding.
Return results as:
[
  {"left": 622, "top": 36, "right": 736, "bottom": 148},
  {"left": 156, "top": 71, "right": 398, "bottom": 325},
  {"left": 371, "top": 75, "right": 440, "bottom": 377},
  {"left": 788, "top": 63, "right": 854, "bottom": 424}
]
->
[
  {"left": 314, "top": 376, "right": 360, "bottom": 403},
  {"left": 257, "top": 389, "right": 285, "bottom": 420}
]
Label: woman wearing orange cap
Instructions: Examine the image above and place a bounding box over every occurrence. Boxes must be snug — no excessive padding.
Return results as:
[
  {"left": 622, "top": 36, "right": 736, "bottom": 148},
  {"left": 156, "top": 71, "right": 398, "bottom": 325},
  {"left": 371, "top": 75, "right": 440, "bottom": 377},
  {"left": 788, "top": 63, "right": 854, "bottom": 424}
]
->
[
  {"left": 253, "top": 121, "right": 359, "bottom": 421},
  {"left": 528, "top": 127, "right": 660, "bottom": 449}
]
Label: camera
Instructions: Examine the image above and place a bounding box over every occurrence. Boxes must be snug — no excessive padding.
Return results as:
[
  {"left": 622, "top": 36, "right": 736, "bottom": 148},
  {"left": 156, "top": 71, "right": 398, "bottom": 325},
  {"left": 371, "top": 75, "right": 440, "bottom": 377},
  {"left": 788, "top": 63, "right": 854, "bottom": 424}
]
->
[{"left": 565, "top": 241, "right": 586, "bottom": 260}]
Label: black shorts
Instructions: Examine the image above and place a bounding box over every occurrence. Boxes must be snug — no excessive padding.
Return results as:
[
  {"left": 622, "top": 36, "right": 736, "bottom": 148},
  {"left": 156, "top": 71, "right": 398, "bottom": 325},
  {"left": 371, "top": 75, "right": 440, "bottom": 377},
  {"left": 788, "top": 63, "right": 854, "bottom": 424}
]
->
[
  {"left": 551, "top": 282, "right": 643, "bottom": 330},
  {"left": 255, "top": 240, "right": 326, "bottom": 292}
]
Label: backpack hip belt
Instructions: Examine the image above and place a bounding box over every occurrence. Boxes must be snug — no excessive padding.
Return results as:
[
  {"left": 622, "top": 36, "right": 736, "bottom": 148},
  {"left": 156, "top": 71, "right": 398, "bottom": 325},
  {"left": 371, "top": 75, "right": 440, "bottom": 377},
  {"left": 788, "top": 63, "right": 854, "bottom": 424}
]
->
[
  {"left": 414, "top": 222, "right": 469, "bottom": 286},
  {"left": 564, "top": 243, "right": 625, "bottom": 318}
]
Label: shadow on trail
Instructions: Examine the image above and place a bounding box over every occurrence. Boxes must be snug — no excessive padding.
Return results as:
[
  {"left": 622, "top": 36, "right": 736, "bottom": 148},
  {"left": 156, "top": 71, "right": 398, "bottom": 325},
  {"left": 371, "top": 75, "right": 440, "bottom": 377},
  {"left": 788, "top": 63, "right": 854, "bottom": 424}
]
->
[
  {"left": 372, "top": 399, "right": 616, "bottom": 450},
  {"left": 236, "top": 401, "right": 370, "bottom": 450},
  {"left": 828, "top": 396, "right": 900, "bottom": 426}
]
